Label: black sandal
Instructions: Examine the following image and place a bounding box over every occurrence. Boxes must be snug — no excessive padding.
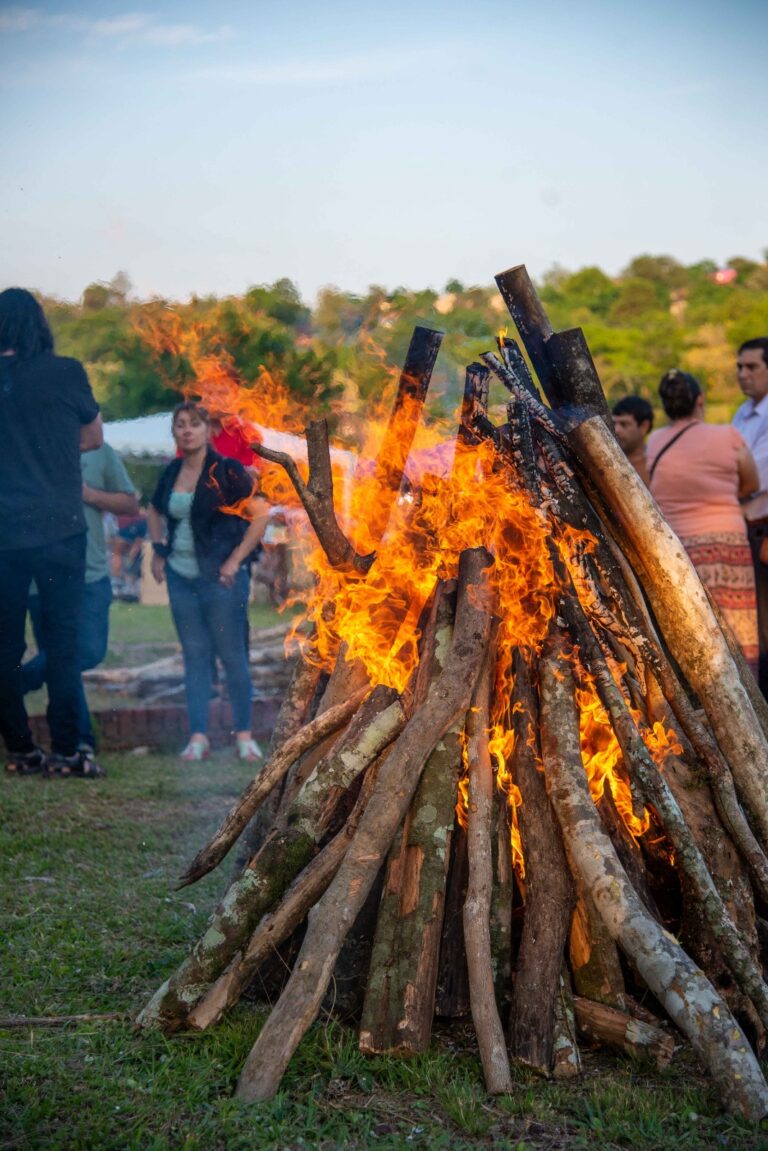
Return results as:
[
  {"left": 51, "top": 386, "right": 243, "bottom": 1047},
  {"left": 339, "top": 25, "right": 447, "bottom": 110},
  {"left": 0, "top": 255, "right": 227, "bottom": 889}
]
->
[
  {"left": 5, "top": 747, "right": 47, "bottom": 776},
  {"left": 47, "top": 750, "right": 106, "bottom": 779}
]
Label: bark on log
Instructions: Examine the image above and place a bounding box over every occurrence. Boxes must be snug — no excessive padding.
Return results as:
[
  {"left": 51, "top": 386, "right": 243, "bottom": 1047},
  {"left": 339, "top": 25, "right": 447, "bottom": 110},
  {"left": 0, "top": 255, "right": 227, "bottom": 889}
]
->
[
  {"left": 234, "top": 546, "right": 493, "bottom": 1103},
  {"left": 567, "top": 414, "right": 768, "bottom": 855},
  {"left": 359, "top": 592, "right": 460, "bottom": 1055},
  {"left": 179, "top": 687, "right": 369, "bottom": 886},
  {"left": 462, "top": 639, "right": 512, "bottom": 1093},
  {"left": 540, "top": 637, "right": 768, "bottom": 1122},
  {"left": 435, "top": 821, "right": 471, "bottom": 1018},
  {"left": 568, "top": 895, "right": 626, "bottom": 1007},
  {"left": 188, "top": 761, "right": 382, "bottom": 1031},
  {"left": 136, "top": 689, "right": 405, "bottom": 1031},
  {"left": 573, "top": 997, "right": 674, "bottom": 1068},
  {"left": 510, "top": 650, "right": 576, "bottom": 1075}
]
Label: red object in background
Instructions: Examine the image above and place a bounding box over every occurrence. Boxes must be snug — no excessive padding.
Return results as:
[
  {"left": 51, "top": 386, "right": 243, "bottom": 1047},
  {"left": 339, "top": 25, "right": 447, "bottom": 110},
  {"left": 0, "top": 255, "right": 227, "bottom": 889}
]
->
[
  {"left": 713, "top": 267, "right": 738, "bottom": 285},
  {"left": 213, "top": 421, "right": 262, "bottom": 469}
]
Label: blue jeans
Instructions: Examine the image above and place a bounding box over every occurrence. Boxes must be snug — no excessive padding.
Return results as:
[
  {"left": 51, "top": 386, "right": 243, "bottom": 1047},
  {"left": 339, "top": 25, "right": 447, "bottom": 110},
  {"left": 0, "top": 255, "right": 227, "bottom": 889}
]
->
[
  {"left": 23, "top": 575, "right": 113, "bottom": 750},
  {"left": 0, "top": 534, "right": 86, "bottom": 756},
  {"left": 166, "top": 565, "right": 252, "bottom": 734}
]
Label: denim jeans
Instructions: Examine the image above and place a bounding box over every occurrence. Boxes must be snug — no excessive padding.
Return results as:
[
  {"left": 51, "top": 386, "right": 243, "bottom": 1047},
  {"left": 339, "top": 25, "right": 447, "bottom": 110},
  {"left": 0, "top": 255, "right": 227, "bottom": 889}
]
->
[
  {"left": 0, "top": 533, "right": 86, "bottom": 756},
  {"left": 166, "top": 565, "right": 252, "bottom": 734},
  {"left": 23, "top": 575, "right": 113, "bottom": 750}
]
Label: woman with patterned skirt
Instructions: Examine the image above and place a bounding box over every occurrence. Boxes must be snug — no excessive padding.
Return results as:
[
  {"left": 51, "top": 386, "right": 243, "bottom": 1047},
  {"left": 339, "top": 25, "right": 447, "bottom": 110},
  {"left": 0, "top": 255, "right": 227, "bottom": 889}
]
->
[{"left": 647, "top": 369, "right": 760, "bottom": 677}]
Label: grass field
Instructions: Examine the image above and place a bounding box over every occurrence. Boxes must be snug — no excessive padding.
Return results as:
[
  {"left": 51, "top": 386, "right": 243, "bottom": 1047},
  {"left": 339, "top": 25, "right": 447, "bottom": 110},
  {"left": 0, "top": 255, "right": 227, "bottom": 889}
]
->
[{"left": 2, "top": 743, "right": 768, "bottom": 1150}]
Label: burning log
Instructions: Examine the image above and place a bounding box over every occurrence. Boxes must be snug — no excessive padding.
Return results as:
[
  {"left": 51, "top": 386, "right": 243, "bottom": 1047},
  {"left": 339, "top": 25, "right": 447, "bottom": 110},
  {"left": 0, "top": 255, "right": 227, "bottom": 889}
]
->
[{"left": 137, "top": 283, "right": 768, "bottom": 1120}]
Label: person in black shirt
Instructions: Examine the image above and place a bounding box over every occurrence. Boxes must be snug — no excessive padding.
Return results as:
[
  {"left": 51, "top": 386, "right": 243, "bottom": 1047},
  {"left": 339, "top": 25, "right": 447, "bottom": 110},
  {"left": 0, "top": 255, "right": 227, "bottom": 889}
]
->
[{"left": 0, "top": 288, "right": 105, "bottom": 778}]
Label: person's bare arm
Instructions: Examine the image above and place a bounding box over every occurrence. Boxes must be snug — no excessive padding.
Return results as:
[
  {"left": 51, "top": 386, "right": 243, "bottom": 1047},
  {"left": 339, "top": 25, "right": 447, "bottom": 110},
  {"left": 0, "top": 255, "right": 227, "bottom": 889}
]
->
[
  {"left": 82, "top": 486, "right": 139, "bottom": 516},
  {"left": 80, "top": 414, "right": 104, "bottom": 453},
  {"left": 147, "top": 504, "right": 168, "bottom": 584},
  {"left": 737, "top": 445, "right": 760, "bottom": 500}
]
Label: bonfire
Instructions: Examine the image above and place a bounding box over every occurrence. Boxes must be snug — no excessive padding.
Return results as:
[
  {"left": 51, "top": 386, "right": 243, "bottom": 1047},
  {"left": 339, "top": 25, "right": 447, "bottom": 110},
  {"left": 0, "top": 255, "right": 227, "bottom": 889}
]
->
[{"left": 137, "top": 266, "right": 768, "bottom": 1122}]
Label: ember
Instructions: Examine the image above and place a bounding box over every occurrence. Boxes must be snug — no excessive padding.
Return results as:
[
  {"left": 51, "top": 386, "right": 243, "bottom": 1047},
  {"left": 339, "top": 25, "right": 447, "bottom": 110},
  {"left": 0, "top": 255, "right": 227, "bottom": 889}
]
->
[{"left": 137, "top": 265, "right": 768, "bottom": 1122}]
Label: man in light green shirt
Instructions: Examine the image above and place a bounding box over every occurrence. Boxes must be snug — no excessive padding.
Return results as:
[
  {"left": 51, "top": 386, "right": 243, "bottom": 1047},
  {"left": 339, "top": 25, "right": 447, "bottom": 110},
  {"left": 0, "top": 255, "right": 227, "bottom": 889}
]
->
[{"left": 24, "top": 443, "right": 138, "bottom": 758}]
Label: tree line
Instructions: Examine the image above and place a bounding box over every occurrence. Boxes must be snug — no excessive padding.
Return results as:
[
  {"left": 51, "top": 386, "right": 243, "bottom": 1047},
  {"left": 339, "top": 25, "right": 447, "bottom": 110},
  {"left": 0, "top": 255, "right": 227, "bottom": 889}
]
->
[{"left": 43, "top": 252, "right": 768, "bottom": 436}]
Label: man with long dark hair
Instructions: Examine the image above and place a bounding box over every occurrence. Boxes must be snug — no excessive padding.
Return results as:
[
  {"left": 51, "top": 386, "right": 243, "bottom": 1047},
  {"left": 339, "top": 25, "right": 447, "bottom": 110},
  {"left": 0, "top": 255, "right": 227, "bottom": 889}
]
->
[{"left": 0, "top": 288, "right": 105, "bottom": 777}]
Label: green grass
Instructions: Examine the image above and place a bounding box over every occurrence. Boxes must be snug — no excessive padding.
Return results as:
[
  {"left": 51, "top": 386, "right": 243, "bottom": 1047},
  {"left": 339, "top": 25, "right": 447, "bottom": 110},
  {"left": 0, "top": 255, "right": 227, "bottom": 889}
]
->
[{"left": 2, "top": 753, "right": 767, "bottom": 1150}]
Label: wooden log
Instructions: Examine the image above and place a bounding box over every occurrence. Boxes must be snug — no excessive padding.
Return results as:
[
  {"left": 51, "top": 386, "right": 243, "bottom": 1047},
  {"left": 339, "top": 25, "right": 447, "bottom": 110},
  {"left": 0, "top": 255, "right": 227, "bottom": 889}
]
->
[
  {"left": 187, "top": 761, "right": 382, "bottom": 1031},
  {"left": 359, "top": 591, "right": 460, "bottom": 1055},
  {"left": 552, "top": 964, "right": 582, "bottom": 1078},
  {"left": 569, "top": 895, "right": 626, "bottom": 1007},
  {"left": 233, "top": 647, "right": 324, "bottom": 869},
  {"left": 462, "top": 636, "right": 512, "bottom": 1094},
  {"left": 540, "top": 636, "right": 768, "bottom": 1122},
  {"left": 179, "top": 686, "right": 369, "bottom": 887},
  {"left": 234, "top": 546, "right": 493, "bottom": 1103},
  {"left": 494, "top": 265, "right": 558, "bottom": 406},
  {"left": 544, "top": 327, "right": 612, "bottom": 425},
  {"left": 434, "top": 819, "right": 471, "bottom": 1018},
  {"left": 459, "top": 363, "right": 491, "bottom": 445},
  {"left": 136, "top": 688, "right": 406, "bottom": 1031},
  {"left": 510, "top": 650, "right": 576, "bottom": 1076},
  {"left": 566, "top": 414, "right": 768, "bottom": 856},
  {"left": 563, "top": 589, "right": 768, "bottom": 1033},
  {"left": 573, "top": 997, "right": 674, "bottom": 1068},
  {"left": 490, "top": 792, "right": 513, "bottom": 1017}
]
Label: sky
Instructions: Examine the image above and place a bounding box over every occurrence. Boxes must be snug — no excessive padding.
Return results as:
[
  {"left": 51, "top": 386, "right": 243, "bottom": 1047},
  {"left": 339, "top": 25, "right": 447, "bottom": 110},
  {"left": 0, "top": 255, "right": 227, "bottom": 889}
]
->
[{"left": 1, "top": 0, "right": 766, "bottom": 303}]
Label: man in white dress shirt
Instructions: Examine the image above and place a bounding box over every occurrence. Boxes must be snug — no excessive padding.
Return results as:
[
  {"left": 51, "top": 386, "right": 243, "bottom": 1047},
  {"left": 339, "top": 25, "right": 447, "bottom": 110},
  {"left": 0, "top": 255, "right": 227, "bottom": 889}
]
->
[{"left": 733, "top": 337, "right": 768, "bottom": 695}]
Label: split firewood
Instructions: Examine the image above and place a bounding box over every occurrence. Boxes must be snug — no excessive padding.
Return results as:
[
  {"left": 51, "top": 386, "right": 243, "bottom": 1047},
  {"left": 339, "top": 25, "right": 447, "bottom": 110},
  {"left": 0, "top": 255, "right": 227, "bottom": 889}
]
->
[
  {"left": 539, "top": 636, "right": 768, "bottom": 1122},
  {"left": 234, "top": 546, "right": 493, "bottom": 1103}
]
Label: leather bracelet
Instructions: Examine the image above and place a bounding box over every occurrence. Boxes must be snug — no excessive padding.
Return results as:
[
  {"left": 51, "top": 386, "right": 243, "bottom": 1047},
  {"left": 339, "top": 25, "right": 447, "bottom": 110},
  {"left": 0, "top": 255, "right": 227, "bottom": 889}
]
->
[{"left": 152, "top": 541, "right": 170, "bottom": 558}]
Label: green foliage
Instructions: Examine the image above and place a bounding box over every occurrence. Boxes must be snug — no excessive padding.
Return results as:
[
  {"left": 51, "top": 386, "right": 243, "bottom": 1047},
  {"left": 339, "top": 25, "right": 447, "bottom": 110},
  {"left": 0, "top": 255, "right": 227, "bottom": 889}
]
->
[{"left": 42, "top": 250, "right": 768, "bottom": 433}]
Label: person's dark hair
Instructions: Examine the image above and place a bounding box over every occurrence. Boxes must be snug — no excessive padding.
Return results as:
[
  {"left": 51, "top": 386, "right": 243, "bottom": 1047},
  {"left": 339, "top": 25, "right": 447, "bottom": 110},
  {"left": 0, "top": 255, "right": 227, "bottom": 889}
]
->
[
  {"left": 738, "top": 337, "right": 768, "bottom": 367},
  {"left": 0, "top": 288, "right": 54, "bottom": 359},
  {"left": 658, "top": 369, "right": 702, "bottom": 420},
  {"left": 171, "top": 401, "right": 210, "bottom": 427},
  {"left": 612, "top": 395, "right": 654, "bottom": 430}
]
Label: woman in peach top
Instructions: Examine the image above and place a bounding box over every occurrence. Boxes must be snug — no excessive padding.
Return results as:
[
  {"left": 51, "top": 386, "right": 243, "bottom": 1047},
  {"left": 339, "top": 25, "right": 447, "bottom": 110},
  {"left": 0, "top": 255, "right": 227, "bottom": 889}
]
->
[{"left": 647, "top": 369, "right": 760, "bottom": 675}]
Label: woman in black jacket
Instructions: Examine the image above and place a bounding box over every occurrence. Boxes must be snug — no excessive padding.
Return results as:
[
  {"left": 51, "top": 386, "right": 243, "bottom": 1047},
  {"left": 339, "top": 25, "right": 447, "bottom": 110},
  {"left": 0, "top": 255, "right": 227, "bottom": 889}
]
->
[{"left": 148, "top": 403, "right": 268, "bottom": 761}]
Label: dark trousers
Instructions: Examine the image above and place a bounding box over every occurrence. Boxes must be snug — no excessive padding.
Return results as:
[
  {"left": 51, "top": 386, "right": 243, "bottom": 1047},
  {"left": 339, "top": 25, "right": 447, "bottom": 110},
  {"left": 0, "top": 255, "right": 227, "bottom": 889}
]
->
[
  {"left": 0, "top": 533, "right": 86, "bottom": 756},
  {"left": 748, "top": 523, "right": 768, "bottom": 698},
  {"left": 23, "top": 575, "right": 113, "bottom": 750}
]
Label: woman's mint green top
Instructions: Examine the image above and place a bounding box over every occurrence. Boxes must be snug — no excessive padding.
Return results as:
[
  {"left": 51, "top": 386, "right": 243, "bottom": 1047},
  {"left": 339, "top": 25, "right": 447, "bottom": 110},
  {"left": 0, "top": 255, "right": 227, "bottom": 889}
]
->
[{"left": 167, "top": 491, "right": 200, "bottom": 578}]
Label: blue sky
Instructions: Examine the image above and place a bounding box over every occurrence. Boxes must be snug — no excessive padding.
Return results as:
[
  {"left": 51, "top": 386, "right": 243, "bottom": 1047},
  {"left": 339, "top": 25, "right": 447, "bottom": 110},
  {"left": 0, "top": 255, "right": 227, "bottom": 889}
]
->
[{"left": 1, "top": 0, "right": 766, "bottom": 302}]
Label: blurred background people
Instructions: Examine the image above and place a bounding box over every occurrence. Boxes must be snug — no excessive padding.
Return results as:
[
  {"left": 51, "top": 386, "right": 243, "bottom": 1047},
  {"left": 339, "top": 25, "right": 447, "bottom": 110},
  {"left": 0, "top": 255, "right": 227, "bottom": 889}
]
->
[
  {"left": 23, "top": 442, "right": 139, "bottom": 764},
  {"left": 148, "top": 403, "right": 269, "bottom": 762},
  {"left": 612, "top": 395, "right": 654, "bottom": 484},
  {"left": 648, "top": 369, "right": 759, "bottom": 676},
  {"left": 0, "top": 288, "right": 104, "bottom": 778},
  {"left": 111, "top": 507, "right": 148, "bottom": 601},
  {"left": 733, "top": 337, "right": 768, "bottom": 695}
]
